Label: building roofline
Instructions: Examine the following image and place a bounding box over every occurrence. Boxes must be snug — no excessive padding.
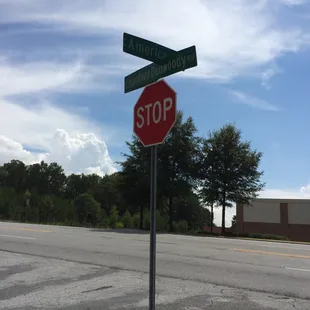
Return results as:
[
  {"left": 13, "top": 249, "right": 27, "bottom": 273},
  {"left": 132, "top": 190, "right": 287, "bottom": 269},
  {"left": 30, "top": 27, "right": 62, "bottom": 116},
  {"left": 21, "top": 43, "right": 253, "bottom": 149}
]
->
[{"left": 247, "top": 198, "right": 310, "bottom": 203}]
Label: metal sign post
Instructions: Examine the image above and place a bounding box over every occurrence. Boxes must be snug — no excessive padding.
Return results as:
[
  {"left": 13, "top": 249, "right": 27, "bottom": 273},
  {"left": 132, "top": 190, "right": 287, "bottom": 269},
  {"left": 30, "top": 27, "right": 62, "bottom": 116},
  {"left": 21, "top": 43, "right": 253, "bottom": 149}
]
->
[
  {"left": 132, "top": 80, "right": 176, "bottom": 309},
  {"left": 149, "top": 145, "right": 157, "bottom": 309}
]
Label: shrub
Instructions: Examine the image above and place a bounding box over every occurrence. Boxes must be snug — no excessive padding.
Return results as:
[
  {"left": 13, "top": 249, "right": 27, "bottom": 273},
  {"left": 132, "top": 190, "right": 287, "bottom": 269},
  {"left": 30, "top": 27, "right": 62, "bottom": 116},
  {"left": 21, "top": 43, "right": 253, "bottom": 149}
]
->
[
  {"left": 116, "top": 221, "right": 124, "bottom": 229},
  {"left": 248, "top": 233, "right": 288, "bottom": 240},
  {"left": 141, "top": 210, "right": 168, "bottom": 231},
  {"left": 109, "top": 206, "right": 119, "bottom": 229},
  {"left": 132, "top": 213, "right": 140, "bottom": 229},
  {"left": 143, "top": 209, "right": 150, "bottom": 230},
  {"left": 99, "top": 209, "right": 109, "bottom": 228},
  {"left": 172, "top": 220, "right": 188, "bottom": 233},
  {"left": 122, "top": 210, "right": 134, "bottom": 228},
  {"left": 156, "top": 211, "right": 168, "bottom": 231}
]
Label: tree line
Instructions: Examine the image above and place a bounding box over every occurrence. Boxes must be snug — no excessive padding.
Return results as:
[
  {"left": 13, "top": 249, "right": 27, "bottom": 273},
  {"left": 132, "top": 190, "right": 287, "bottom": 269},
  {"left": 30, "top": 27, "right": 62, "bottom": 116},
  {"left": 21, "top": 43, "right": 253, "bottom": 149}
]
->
[{"left": 0, "top": 111, "right": 265, "bottom": 234}]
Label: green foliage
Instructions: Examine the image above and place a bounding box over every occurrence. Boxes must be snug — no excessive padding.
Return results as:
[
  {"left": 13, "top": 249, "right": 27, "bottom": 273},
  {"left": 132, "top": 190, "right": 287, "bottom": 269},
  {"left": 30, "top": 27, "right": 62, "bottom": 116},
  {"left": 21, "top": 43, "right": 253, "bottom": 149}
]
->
[
  {"left": 156, "top": 210, "right": 169, "bottom": 231},
  {"left": 116, "top": 221, "right": 124, "bottom": 229},
  {"left": 172, "top": 220, "right": 188, "bottom": 233},
  {"left": 121, "top": 210, "right": 134, "bottom": 228},
  {"left": 0, "top": 117, "right": 264, "bottom": 236},
  {"left": 246, "top": 233, "right": 288, "bottom": 240},
  {"left": 74, "top": 193, "right": 101, "bottom": 227},
  {"left": 143, "top": 209, "right": 150, "bottom": 230},
  {"left": 98, "top": 209, "right": 109, "bottom": 228},
  {"left": 109, "top": 206, "right": 119, "bottom": 229},
  {"left": 199, "top": 124, "right": 265, "bottom": 235},
  {"left": 132, "top": 213, "right": 141, "bottom": 229}
]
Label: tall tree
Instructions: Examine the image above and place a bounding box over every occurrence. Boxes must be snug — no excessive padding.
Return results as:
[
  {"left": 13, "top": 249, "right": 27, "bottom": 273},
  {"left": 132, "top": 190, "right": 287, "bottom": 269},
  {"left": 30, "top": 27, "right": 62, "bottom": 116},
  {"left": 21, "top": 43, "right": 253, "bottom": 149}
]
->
[
  {"left": 120, "top": 111, "right": 201, "bottom": 231},
  {"left": 118, "top": 136, "right": 150, "bottom": 229},
  {"left": 74, "top": 193, "right": 101, "bottom": 227},
  {"left": 198, "top": 142, "right": 218, "bottom": 231},
  {"left": 93, "top": 173, "right": 123, "bottom": 214},
  {"left": 199, "top": 124, "right": 265, "bottom": 235},
  {"left": 1, "top": 160, "right": 26, "bottom": 193},
  {"left": 157, "top": 111, "right": 201, "bottom": 231}
]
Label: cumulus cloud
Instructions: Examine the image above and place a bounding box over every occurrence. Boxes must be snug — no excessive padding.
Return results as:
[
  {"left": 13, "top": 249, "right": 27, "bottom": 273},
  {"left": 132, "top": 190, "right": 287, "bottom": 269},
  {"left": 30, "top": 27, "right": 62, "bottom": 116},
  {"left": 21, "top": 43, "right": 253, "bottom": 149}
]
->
[
  {"left": 0, "top": 136, "right": 44, "bottom": 165},
  {"left": 0, "top": 99, "right": 118, "bottom": 175},
  {"left": 47, "top": 129, "right": 117, "bottom": 175},
  {"left": 0, "top": 99, "right": 110, "bottom": 151},
  {"left": 0, "top": 131, "right": 117, "bottom": 176}
]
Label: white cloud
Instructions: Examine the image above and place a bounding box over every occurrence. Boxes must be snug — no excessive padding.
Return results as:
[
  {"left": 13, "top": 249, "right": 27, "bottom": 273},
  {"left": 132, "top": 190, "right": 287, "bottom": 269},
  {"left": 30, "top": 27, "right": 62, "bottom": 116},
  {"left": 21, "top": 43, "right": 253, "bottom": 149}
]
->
[
  {"left": 0, "top": 99, "right": 107, "bottom": 150},
  {"left": 0, "top": 59, "right": 118, "bottom": 98},
  {"left": 0, "top": 60, "right": 81, "bottom": 97},
  {"left": 1, "top": 0, "right": 310, "bottom": 83},
  {"left": 47, "top": 129, "right": 117, "bottom": 175},
  {"left": 0, "top": 135, "right": 44, "bottom": 165},
  {"left": 0, "top": 131, "right": 117, "bottom": 176},
  {"left": 229, "top": 90, "right": 280, "bottom": 111},
  {"left": 0, "top": 99, "right": 118, "bottom": 175}
]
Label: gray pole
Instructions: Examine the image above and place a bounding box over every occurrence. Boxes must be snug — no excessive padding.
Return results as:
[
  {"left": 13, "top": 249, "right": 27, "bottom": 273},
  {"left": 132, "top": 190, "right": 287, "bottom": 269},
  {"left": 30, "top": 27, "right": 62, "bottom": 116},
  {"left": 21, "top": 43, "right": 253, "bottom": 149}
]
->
[{"left": 149, "top": 145, "right": 157, "bottom": 310}]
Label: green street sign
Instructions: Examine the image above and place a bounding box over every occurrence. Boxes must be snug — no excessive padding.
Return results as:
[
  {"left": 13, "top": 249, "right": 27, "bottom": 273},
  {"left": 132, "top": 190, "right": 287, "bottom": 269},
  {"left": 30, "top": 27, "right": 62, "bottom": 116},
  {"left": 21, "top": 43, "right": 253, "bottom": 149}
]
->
[
  {"left": 123, "top": 32, "right": 178, "bottom": 64},
  {"left": 124, "top": 45, "right": 197, "bottom": 93}
]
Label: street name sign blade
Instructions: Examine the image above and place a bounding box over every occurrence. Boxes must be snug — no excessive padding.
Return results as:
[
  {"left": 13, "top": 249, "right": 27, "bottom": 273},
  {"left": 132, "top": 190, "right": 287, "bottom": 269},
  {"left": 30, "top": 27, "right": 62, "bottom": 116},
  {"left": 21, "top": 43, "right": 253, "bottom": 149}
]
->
[
  {"left": 133, "top": 80, "right": 177, "bottom": 147},
  {"left": 123, "top": 32, "right": 178, "bottom": 64},
  {"left": 125, "top": 45, "right": 197, "bottom": 93}
]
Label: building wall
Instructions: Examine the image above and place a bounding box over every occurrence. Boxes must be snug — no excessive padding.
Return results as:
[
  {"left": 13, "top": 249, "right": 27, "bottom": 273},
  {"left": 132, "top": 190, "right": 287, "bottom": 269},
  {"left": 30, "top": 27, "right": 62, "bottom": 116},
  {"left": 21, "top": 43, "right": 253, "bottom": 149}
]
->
[
  {"left": 288, "top": 201, "right": 310, "bottom": 225},
  {"left": 236, "top": 199, "right": 310, "bottom": 242},
  {"left": 243, "top": 201, "right": 280, "bottom": 223}
]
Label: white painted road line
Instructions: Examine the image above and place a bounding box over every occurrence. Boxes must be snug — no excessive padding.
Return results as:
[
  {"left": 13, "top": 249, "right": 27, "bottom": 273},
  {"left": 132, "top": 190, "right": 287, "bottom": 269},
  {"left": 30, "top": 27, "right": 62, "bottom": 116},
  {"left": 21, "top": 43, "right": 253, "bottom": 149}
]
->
[
  {"left": 0, "top": 234, "right": 36, "bottom": 240},
  {"left": 285, "top": 267, "right": 310, "bottom": 272}
]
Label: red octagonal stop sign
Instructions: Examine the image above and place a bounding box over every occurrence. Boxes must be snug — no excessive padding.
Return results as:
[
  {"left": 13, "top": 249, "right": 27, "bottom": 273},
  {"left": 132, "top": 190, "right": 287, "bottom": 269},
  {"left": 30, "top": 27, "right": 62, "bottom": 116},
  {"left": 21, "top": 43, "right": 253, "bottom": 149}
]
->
[{"left": 133, "top": 80, "right": 177, "bottom": 147}]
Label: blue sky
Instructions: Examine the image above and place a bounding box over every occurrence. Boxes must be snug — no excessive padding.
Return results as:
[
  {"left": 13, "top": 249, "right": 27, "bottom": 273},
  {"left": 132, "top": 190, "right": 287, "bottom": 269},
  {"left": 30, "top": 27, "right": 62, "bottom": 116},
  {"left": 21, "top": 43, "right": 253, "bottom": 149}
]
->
[{"left": 1, "top": 0, "right": 310, "bottom": 224}]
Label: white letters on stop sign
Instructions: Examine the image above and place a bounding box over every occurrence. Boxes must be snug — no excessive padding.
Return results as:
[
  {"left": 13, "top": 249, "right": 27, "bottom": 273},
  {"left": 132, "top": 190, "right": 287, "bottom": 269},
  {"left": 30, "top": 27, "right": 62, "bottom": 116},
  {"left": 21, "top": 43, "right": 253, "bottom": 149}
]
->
[{"left": 136, "top": 97, "right": 173, "bottom": 128}]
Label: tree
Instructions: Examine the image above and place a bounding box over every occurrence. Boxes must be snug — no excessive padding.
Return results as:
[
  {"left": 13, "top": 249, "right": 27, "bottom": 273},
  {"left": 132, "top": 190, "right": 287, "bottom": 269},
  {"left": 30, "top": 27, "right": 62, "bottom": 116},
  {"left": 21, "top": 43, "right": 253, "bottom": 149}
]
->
[
  {"left": 119, "top": 112, "right": 202, "bottom": 231},
  {"left": 199, "top": 124, "right": 265, "bottom": 235},
  {"left": 198, "top": 141, "right": 218, "bottom": 232},
  {"left": 74, "top": 193, "right": 101, "bottom": 227},
  {"left": 45, "top": 162, "right": 67, "bottom": 196},
  {"left": 109, "top": 205, "right": 119, "bottom": 229},
  {"left": 65, "top": 174, "right": 87, "bottom": 199},
  {"left": 118, "top": 136, "right": 150, "bottom": 229},
  {"left": 157, "top": 111, "right": 201, "bottom": 231},
  {"left": 1, "top": 160, "right": 26, "bottom": 193},
  {"left": 173, "top": 191, "right": 211, "bottom": 230},
  {"left": 93, "top": 173, "right": 123, "bottom": 214},
  {"left": 121, "top": 210, "right": 133, "bottom": 228}
]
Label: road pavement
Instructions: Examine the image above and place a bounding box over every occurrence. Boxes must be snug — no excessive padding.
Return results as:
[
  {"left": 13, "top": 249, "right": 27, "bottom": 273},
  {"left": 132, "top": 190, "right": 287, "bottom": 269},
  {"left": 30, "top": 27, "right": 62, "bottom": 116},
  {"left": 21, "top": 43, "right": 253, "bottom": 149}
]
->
[{"left": 0, "top": 221, "right": 310, "bottom": 309}]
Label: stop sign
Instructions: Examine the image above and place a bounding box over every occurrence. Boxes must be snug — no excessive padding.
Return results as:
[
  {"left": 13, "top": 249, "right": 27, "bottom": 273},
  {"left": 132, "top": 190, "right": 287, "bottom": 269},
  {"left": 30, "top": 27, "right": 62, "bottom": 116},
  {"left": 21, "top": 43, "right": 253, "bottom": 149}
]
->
[{"left": 133, "top": 80, "right": 176, "bottom": 147}]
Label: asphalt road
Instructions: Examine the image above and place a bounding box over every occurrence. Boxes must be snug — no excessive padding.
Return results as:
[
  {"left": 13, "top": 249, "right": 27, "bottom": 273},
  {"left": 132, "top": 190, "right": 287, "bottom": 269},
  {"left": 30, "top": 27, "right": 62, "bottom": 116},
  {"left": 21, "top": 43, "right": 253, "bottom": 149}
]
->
[{"left": 1, "top": 222, "right": 310, "bottom": 309}]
